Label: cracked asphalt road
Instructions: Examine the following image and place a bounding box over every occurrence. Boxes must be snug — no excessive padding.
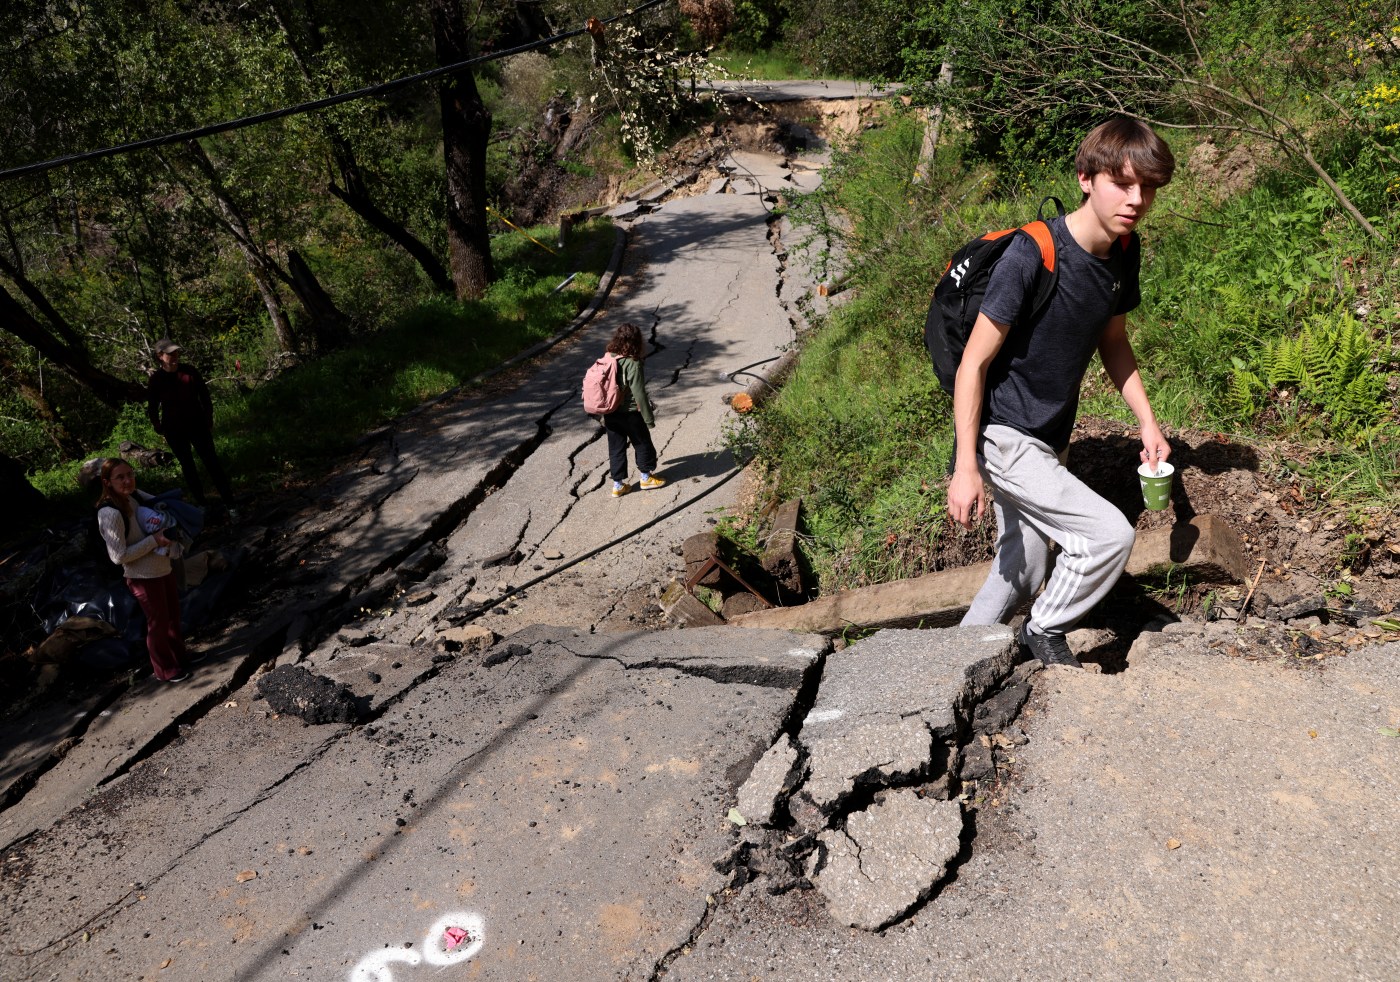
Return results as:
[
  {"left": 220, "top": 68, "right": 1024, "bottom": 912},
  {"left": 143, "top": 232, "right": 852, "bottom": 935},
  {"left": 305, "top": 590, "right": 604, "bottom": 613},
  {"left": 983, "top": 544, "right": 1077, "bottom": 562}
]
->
[
  {"left": 7, "top": 87, "right": 1397, "bottom": 982},
  {"left": 0, "top": 146, "right": 831, "bottom": 982}
]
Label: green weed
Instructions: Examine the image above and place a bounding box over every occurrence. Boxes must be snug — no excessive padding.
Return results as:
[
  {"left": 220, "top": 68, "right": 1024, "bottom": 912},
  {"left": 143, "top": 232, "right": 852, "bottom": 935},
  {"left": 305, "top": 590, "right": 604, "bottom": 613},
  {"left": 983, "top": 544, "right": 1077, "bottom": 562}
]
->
[{"left": 708, "top": 48, "right": 817, "bottom": 81}]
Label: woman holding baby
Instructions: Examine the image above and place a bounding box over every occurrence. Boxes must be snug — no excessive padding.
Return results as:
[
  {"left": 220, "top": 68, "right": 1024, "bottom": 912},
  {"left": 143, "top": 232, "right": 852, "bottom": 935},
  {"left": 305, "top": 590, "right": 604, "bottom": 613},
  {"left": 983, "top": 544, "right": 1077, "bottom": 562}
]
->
[{"left": 95, "top": 457, "right": 194, "bottom": 682}]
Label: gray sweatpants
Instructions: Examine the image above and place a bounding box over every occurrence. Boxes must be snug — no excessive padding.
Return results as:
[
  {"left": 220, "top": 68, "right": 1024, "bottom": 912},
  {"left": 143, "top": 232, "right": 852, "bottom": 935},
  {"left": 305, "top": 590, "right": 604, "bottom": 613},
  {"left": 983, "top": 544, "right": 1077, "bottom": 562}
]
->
[{"left": 961, "top": 424, "right": 1135, "bottom": 634}]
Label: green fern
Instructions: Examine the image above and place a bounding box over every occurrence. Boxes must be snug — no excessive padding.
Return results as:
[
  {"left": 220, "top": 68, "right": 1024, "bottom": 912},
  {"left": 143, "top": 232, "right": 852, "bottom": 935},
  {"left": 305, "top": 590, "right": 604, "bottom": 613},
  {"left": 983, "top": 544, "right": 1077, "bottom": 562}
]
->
[
  {"left": 1225, "top": 367, "right": 1265, "bottom": 420},
  {"left": 1263, "top": 336, "right": 1305, "bottom": 387},
  {"left": 1280, "top": 314, "right": 1389, "bottom": 437}
]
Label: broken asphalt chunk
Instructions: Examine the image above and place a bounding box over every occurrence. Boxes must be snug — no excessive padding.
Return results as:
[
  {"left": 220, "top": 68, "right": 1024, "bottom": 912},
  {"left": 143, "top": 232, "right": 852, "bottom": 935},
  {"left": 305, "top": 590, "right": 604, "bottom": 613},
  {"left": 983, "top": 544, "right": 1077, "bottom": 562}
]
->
[
  {"left": 791, "top": 627, "right": 1018, "bottom": 829},
  {"left": 809, "top": 790, "right": 964, "bottom": 931},
  {"left": 255, "top": 665, "right": 367, "bottom": 725},
  {"left": 736, "top": 734, "right": 801, "bottom": 827}
]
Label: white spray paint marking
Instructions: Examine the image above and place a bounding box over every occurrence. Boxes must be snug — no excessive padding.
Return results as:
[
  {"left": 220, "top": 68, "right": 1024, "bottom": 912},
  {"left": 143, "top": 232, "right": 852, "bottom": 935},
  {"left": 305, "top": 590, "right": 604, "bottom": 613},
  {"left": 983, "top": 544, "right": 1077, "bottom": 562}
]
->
[
  {"left": 981, "top": 632, "right": 1013, "bottom": 642},
  {"left": 349, "top": 912, "right": 485, "bottom": 981},
  {"left": 350, "top": 948, "right": 419, "bottom": 982},
  {"left": 786, "top": 648, "right": 818, "bottom": 659},
  {"left": 806, "top": 709, "right": 843, "bottom": 724}
]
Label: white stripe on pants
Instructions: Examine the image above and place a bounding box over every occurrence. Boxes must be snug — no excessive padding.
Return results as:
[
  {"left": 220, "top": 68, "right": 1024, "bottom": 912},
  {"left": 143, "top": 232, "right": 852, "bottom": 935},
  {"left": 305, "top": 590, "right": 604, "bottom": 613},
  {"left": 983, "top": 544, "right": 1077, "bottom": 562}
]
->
[{"left": 960, "top": 424, "right": 1136, "bottom": 633}]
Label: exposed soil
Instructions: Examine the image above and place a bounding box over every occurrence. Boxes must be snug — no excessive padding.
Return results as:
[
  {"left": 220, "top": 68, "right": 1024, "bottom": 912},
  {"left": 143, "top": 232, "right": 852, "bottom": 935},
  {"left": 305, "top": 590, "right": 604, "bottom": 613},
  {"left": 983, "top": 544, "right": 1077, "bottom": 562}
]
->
[
  {"left": 925, "top": 417, "right": 1400, "bottom": 671},
  {"left": 1068, "top": 416, "right": 1399, "bottom": 600}
]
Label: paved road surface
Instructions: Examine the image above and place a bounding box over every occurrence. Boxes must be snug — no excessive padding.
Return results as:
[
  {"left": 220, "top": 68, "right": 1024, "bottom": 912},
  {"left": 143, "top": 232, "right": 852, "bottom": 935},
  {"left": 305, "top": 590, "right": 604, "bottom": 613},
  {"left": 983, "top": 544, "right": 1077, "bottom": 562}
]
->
[{"left": 3, "top": 97, "right": 1398, "bottom": 982}]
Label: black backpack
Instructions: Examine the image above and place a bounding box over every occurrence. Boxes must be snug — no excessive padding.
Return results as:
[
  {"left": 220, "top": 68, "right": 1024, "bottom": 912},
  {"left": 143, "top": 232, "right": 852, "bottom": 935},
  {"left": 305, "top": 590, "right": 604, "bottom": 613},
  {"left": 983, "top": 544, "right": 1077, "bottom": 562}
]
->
[
  {"left": 923, "top": 197, "right": 1066, "bottom": 394},
  {"left": 87, "top": 505, "right": 126, "bottom": 580}
]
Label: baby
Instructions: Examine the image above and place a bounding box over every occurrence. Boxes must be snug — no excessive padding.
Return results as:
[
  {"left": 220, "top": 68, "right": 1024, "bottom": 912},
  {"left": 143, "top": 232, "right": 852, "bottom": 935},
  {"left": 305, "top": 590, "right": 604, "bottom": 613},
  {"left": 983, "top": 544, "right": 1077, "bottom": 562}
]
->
[{"left": 135, "top": 503, "right": 178, "bottom": 556}]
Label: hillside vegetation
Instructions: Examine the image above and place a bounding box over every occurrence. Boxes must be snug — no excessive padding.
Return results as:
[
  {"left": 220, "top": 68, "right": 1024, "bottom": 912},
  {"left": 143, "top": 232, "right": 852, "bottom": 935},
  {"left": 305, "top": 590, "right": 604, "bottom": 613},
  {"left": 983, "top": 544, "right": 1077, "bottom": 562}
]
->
[{"left": 726, "top": 4, "right": 1399, "bottom": 591}]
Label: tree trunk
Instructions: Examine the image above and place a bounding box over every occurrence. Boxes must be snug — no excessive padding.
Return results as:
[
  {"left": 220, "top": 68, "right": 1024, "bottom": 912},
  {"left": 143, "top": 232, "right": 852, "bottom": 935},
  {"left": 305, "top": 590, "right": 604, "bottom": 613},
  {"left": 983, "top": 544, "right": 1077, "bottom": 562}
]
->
[
  {"left": 271, "top": 0, "right": 456, "bottom": 294},
  {"left": 0, "top": 283, "right": 144, "bottom": 408},
  {"left": 288, "top": 249, "right": 351, "bottom": 351},
  {"left": 0, "top": 251, "right": 86, "bottom": 349},
  {"left": 327, "top": 179, "right": 455, "bottom": 293},
  {"left": 913, "top": 62, "right": 953, "bottom": 185},
  {"left": 177, "top": 142, "right": 300, "bottom": 352},
  {"left": 431, "top": 0, "right": 495, "bottom": 300}
]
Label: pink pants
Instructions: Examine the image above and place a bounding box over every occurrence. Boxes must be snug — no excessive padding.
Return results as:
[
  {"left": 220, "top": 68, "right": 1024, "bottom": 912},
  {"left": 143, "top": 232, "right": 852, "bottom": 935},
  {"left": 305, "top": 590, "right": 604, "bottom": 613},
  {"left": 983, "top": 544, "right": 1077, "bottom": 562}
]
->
[{"left": 126, "top": 573, "right": 188, "bottom": 680}]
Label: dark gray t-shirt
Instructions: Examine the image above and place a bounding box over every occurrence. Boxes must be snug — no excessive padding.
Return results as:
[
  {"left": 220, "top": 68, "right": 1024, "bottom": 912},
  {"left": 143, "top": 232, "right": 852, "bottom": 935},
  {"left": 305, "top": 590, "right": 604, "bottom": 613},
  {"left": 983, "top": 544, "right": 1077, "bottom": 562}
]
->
[{"left": 979, "top": 215, "right": 1140, "bottom": 452}]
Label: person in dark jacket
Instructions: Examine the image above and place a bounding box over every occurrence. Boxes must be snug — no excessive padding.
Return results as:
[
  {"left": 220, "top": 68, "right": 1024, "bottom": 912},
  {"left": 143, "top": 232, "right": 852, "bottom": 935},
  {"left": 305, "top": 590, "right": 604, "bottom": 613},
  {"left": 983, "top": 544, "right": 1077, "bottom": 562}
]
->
[{"left": 146, "top": 338, "right": 237, "bottom": 517}]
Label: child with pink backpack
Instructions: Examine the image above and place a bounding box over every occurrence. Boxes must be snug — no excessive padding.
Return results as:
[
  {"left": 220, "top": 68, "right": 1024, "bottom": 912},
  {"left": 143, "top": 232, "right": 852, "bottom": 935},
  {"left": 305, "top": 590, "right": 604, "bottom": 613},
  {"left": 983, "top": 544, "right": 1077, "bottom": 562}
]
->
[{"left": 583, "top": 323, "right": 666, "bottom": 498}]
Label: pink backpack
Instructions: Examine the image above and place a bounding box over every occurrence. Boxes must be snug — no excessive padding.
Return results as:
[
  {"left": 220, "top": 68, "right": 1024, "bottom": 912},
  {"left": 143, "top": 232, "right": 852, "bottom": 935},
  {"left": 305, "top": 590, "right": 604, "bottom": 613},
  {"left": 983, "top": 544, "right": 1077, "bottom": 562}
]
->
[{"left": 582, "top": 353, "right": 622, "bottom": 416}]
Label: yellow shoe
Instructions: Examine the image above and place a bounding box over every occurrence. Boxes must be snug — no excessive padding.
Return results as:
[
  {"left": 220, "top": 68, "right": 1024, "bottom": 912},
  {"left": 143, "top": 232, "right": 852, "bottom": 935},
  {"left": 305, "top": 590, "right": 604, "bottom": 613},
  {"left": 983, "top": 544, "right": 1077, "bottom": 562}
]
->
[
  {"left": 611, "top": 482, "right": 632, "bottom": 497},
  {"left": 638, "top": 475, "right": 666, "bottom": 490}
]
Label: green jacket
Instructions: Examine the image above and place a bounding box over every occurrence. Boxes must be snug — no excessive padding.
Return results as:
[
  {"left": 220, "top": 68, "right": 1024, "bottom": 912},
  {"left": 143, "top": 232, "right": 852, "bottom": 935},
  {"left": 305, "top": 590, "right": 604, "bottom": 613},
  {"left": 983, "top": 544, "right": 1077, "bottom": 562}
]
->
[{"left": 616, "top": 355, "right": 654, "bottom": 428}]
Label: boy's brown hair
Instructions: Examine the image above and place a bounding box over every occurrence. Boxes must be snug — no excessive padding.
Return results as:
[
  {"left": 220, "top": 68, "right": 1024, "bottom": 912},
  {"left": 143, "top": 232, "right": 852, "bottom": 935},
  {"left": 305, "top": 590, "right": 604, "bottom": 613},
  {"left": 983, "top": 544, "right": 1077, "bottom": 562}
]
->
[
  {"left": 1075, "top": 117, "right": 1176, "bottom": 190},
  {"left": 606, "top": 322, "right": 644, "bottom": 361}
]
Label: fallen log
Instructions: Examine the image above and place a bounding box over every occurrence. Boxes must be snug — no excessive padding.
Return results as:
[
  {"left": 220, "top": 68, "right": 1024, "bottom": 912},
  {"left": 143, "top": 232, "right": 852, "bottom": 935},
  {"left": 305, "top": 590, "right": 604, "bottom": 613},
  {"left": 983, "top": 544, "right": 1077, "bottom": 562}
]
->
[
  {"left": 730, "top": 515, "right": 1247, "bottom": 634},
  {"left": 726, "top": 347, "right": 800, "bottom": 414}
]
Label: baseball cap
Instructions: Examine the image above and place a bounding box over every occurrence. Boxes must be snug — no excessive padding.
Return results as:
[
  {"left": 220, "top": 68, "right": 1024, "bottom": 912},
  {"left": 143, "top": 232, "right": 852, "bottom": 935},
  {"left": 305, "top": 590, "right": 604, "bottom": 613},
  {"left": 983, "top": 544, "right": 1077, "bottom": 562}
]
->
[{"left": 154, "top": 338, "right": 182, "bottom": 355}]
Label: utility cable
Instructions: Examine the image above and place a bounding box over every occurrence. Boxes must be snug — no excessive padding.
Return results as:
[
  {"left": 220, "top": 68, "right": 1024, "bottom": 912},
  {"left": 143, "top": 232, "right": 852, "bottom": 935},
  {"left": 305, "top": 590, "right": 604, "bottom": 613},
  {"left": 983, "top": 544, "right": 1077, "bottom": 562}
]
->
[
  {"left": 724, "top": 354, "right": 781, "bottom": 390},
  {"left": 0, "top": 0, "right": 671, "bottom": 183}
]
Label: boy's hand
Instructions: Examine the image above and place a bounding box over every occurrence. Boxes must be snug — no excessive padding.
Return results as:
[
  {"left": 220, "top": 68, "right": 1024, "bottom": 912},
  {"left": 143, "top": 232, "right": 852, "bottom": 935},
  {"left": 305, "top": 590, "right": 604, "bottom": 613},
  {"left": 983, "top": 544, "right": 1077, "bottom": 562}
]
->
[
  {"left": 1138, "top": 423, "right": 1171, "bottom": 469},
  {"left": 947, "top": 468, "right": 986, "bottom": 529}
]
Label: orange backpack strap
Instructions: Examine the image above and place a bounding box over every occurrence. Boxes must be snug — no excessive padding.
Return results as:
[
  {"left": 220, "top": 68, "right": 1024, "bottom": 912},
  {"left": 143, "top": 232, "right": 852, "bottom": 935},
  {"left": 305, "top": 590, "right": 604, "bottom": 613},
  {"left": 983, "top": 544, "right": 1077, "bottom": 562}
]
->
[{"left": 1020, "top": 219, "right": 1056, "bottom": 273}]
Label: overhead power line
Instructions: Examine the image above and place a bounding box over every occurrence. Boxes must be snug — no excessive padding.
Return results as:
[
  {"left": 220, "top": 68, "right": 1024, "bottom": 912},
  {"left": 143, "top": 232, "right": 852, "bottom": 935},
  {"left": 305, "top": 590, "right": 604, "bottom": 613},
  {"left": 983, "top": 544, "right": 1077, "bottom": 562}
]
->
[{"left": 0, "top": 0, "right": 670, "bottom": 183}]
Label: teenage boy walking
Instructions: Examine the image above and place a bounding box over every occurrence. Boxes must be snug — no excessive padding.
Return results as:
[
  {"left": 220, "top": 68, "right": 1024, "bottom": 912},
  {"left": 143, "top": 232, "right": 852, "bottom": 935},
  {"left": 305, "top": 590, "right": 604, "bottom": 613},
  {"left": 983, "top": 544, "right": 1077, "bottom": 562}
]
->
[{"left": 948, "top": 118, "right": 1176, "bottom": 668}]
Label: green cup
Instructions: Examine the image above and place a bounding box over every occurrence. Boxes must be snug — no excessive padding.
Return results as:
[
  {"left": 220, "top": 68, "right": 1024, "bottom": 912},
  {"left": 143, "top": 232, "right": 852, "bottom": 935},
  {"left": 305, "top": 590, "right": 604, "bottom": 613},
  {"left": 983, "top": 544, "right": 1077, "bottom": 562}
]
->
[{"left": 1138, "top": 461, "right": 1174, "bottom": 511}]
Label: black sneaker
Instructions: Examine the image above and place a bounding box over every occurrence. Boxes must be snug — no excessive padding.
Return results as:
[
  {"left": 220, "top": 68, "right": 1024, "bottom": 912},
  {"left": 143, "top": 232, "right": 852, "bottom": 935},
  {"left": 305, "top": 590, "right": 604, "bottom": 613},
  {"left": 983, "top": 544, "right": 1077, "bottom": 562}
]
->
[
  {"left": 1018, "top": 622, "right": 1082, "bottom": 669},
  {"left": 165, "top": 672, "right": 191, "bottom": 683}
]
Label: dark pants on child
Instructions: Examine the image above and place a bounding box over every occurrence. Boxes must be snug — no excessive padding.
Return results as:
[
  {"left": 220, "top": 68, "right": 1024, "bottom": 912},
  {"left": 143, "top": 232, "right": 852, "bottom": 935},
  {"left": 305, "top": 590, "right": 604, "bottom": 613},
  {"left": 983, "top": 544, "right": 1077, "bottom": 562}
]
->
[
  {"left": 602, "top": 411, "right": 656, "bottom": 483},
  {"left": 165, "top": 428, "right": 234, "bottom": 505},
  {"left": 126, "top": 573, "right": 188, "bottom": 680}
]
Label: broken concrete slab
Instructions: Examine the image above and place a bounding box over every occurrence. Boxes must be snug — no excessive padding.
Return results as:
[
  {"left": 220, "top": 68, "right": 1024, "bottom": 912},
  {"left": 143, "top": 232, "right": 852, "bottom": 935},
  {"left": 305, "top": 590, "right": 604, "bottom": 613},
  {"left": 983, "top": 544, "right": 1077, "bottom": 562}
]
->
[
  {"left": 761, "top": 498, "right": 805, "bottom": 598},
  {"left": 1128, "top": 514, "right": 1247, "bottom": 582},
  {"left": 638, "top": 180, "right": 671, "bottom": 204},
  {"left": 809, "top": 790, "right": 964, "bottom": 931},
  {"left": 792, "top": 626, "right": 1018, "bottom": 828},
  {"left": 527, "top": 624, "right": 825, "bottom": 690},
  {"left": 732, "top": 516, "right": 1247, "bottom": 634},
  {"left": 660, "top": 579, "right": 725, "bottom": 627},
  {"left": 736, "top": 734, "right": 800, "bottom": 827}
]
